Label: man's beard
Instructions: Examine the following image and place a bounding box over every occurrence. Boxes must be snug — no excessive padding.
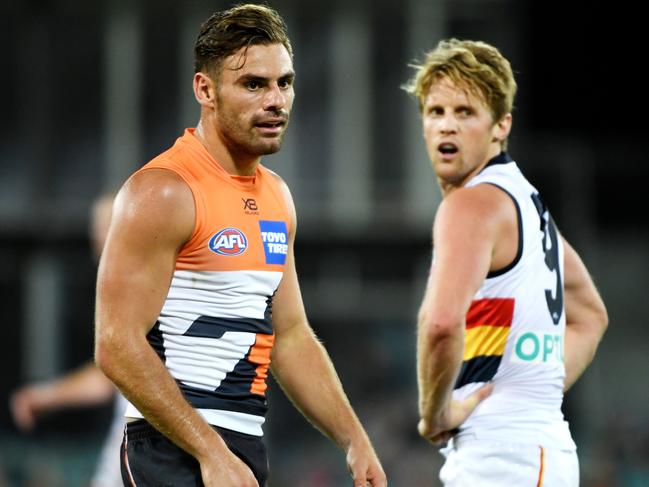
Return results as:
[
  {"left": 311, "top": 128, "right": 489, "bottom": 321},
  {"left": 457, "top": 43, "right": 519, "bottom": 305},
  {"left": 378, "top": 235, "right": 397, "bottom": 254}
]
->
[{"left": 220, "top": 112, "right": 289, "bottom": 157}]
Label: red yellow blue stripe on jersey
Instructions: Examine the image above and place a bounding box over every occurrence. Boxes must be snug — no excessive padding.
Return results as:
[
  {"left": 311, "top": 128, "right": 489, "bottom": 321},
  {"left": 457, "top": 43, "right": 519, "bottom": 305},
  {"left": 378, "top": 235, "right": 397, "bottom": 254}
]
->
[{"left": 455, "top": 298, "right": 514, "bottom": 388}]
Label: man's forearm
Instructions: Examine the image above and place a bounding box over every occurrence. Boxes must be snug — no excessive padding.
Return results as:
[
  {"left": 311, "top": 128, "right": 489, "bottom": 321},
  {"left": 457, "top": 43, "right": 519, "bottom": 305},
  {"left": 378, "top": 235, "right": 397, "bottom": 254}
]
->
[
  {"left": 417, "top": 319, "right": 464, "bottom": 427},
  {"left": 563, "top": 323, "right": 605, "bottom": 391},
  {"left": 95, "top": 332, "right": 229, "bottom": 462},
  {"left": 561, "top": 237, "right": 608, "bottom": 392},
  {"left": 47, "top": 363, "right": 115, "bottom": 405},
  {"left": 271, "top": 325, "right": 368, "bottom": 450}
]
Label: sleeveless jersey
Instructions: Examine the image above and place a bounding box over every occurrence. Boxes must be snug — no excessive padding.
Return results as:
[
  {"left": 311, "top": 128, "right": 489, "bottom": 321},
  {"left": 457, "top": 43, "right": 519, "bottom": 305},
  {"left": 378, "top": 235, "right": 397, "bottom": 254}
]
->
[
  {"left": 450, "top": 152, "right": 575, "bottom": 449},
  {"left": 124, "top": 129, "right": 290, "bottom": 436}
]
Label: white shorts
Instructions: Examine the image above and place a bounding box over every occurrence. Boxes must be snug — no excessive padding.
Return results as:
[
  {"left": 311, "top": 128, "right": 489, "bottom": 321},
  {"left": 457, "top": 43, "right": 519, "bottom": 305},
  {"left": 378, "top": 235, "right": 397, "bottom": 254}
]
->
[
  {"left": 439, "top": 437, "right": 579, "bottom": 487},
  {"left": 90, "top": 394, "right": 127, "bottom": 487}
]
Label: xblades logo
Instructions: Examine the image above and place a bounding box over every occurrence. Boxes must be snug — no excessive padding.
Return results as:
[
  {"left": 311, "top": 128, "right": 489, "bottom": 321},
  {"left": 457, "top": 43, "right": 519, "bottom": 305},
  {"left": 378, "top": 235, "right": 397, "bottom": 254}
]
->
[{"left": 242, "top": 198, "right": 259, "bottom": 214}]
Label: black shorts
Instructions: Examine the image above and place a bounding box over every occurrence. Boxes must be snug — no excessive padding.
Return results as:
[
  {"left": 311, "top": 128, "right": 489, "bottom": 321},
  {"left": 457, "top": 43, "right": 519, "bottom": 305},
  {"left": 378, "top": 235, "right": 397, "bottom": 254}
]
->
[{"left": 120, "top": 419, "right": 268, "bottom": 486}]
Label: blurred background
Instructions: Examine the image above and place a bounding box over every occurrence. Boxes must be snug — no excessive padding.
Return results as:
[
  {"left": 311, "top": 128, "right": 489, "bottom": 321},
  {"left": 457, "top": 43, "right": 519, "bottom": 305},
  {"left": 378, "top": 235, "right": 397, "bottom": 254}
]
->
[{"left": 1, "top": 0, "right": 647, "bottom": 485}]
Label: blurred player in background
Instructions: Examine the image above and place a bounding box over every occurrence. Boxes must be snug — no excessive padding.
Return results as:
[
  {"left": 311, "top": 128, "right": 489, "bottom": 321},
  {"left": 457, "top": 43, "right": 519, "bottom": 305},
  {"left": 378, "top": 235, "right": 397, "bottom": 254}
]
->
[
  {"left": 94, "top": 4, "right": 385, "bottom": 487},
  {"left": 405, "top": 38, "right": 608, "bottom": 486},
  {"left": 10, "top": 193, "right": 124, "bottom": 487}
]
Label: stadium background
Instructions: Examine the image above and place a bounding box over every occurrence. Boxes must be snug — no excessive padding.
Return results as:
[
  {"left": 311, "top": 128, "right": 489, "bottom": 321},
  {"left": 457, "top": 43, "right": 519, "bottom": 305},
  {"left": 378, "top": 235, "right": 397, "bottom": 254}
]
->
[{"left": 0, "top": 0, "right": 647, "bottom": 485}]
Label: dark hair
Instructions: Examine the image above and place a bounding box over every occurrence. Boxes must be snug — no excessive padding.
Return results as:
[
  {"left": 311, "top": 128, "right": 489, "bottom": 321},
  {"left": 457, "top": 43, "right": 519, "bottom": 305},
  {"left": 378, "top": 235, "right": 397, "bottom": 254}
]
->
[{"left": 194, "top": 4, "right": 293, "bottom": 77}]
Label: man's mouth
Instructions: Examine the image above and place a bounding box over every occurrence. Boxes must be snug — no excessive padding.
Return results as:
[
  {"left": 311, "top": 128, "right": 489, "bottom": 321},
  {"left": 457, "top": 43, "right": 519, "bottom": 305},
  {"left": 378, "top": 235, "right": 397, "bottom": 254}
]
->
[
  {"left": 438, "top": 142, "right": 458, "bottom": 155},
  {"left": 254, "top": 120, "right": 286, "bottom": 137},
  {"left": 256, "top": 120, "right": 285, "bottom": 128},
  {"left": 254, "top": 118, "right": 287, "bottom": 136}
]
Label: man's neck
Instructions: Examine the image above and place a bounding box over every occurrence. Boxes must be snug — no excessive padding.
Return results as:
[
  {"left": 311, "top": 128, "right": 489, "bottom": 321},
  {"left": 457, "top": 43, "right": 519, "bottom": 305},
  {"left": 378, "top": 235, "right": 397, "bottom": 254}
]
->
[
  {"left": 194, "top": 120, "right": 259, "bottom": 176},
  {"left": 438, "top": 144, "right": 503, "bottom": 198}
]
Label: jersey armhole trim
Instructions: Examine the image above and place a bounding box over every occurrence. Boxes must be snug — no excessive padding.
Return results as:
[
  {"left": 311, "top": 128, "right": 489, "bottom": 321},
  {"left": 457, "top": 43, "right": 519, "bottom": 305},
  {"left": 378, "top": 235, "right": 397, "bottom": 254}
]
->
[{"left": 485, "top": 182, "right": 523, "bottom": 278}]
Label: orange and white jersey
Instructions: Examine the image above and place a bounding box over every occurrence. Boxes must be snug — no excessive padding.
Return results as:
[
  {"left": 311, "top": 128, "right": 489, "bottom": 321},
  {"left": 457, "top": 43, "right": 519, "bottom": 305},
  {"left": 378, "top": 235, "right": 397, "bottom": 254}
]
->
[
  {"left": 449, "top": 152, "right": 575, "bottom": 449},
  {"left": 124, "top": 129, "right": 290, "bottom": 436}
]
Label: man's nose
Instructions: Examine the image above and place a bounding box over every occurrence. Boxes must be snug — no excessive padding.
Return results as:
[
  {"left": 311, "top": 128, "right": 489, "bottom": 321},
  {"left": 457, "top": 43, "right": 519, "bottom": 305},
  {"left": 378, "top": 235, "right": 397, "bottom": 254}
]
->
[
  {"left": 263, "top": 84, "right": 286, "bottom": 111},
  {"left": 437, "top": 113, "right": 458, "bottom": 133}
]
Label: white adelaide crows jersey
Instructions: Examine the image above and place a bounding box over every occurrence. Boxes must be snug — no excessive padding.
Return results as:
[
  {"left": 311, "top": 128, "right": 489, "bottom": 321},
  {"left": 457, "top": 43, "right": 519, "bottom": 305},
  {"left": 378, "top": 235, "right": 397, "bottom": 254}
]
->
[
  {"left": 450, "top": 152, "right": 575, "bottom": 449},
  {"left": 124, "top": 129, "right": 291, "bottom": 436}
]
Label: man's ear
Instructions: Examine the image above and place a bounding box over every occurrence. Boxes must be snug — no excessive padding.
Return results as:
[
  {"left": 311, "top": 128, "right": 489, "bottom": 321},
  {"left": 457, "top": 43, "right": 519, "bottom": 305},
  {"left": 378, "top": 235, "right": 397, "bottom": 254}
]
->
[
  {"left": 193, "top": 71, "right": 217, "bottom": 109},
  {"left": 493, "top": 113, "right": 512, "bottom": 143}
]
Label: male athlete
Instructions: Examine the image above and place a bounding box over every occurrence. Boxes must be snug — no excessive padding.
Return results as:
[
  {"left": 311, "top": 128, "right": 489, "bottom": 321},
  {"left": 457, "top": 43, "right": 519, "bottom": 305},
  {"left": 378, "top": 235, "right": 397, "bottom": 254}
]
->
[
  {"left": 405, "top": 38, "right": 608, "bottom": 486},
  {"left": 95, "top": 5, "right": 386, "bottom": 486}
]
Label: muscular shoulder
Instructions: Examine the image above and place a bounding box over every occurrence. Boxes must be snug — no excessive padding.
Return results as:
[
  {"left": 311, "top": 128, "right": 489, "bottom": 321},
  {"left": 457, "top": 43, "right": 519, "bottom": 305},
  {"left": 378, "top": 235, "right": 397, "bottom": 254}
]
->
[
  {"left": 439, "top": 184, "right": 512, "bottom": 228},
  {"left": 435, "top": 184, "right": 517, "bottom": 263},
  {"left": 113, "top": 168, "right": 195, "bottom": 249}
]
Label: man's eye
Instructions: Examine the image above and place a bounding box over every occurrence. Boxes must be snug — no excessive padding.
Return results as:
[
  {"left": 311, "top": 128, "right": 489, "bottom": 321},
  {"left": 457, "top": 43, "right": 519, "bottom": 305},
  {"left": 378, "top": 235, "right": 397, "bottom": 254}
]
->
[
  {"left": 279, "top": 78, "right": 293, "bottom": 89},
  {"left": 247, "top": 81, "right": 260, "bottom": 90}
]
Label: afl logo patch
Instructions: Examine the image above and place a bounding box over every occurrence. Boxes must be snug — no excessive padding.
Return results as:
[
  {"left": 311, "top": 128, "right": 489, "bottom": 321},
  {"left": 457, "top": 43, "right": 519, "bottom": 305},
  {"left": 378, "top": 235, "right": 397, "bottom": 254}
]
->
[{"left": 208, "top": 228, "right": 248, "bottom": 256}]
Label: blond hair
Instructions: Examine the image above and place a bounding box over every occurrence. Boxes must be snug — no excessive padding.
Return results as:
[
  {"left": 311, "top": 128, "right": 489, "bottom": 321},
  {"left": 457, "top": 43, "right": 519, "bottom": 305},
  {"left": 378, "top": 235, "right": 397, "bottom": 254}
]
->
[{"left": 404, "top": 39, "right": 517, "bottom": 147}]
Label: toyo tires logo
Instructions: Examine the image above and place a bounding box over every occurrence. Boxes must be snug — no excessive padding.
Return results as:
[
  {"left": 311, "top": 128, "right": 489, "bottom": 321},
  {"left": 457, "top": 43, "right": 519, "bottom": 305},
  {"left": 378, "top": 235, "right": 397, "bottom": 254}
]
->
[{"left": 259, "top": 220, "right": 288, "bottom": 265}]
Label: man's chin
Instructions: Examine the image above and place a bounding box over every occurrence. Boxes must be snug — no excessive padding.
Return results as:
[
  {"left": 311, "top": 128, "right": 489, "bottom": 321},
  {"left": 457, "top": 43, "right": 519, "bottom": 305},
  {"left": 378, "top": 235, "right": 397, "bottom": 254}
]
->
[{"left": 256, "top": 139, "right": 283, "bottom": 156}]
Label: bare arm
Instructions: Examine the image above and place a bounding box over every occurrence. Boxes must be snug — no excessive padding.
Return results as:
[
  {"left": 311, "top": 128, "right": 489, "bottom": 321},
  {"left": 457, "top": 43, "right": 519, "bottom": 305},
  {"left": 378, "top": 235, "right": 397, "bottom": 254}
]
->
[
  {"left": 10, "top": 362, "right": 114, "bottom": 431},
  {"left": 417, "top": 186, "right": 512, "bottom": 442},
  {"left": 95, "top": 169, "right": 257, "bottom": 486},
  {"left": 562, "top": 237, "right": 608, "bottom": 391},
  {"left": 269, "top": 178, "right": 386, "bottom": 487}
]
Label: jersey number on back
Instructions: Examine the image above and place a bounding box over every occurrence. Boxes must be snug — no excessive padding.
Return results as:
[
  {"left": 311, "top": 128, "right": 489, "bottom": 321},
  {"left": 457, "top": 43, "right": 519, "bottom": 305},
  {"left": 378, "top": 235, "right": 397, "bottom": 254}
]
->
[{"left": 531, "top": 192, "right": 563, "bottom": 324}]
